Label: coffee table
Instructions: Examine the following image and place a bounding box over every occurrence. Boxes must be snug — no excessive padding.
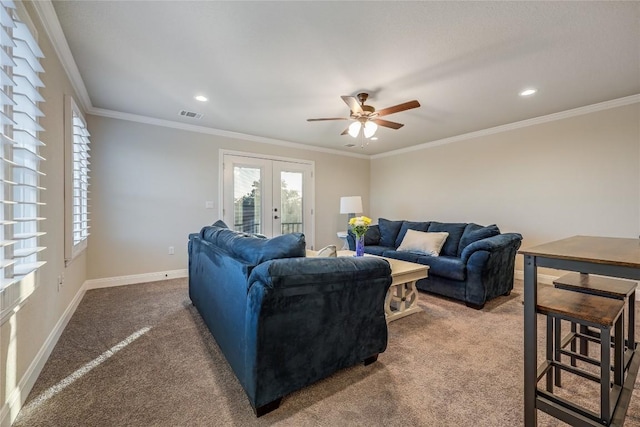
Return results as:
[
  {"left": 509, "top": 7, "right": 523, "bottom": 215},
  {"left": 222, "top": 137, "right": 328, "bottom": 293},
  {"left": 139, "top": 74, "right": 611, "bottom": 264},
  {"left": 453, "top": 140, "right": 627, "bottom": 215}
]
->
[{"left": 337, "top": 250, "right": 429, "bottom": 322}]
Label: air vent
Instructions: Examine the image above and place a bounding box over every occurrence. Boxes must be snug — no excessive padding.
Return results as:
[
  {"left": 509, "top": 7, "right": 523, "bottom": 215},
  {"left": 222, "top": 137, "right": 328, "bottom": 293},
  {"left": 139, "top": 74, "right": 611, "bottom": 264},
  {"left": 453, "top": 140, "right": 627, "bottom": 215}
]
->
[{"left": 179, "top": 110, "right": 204, "bottom": 119}]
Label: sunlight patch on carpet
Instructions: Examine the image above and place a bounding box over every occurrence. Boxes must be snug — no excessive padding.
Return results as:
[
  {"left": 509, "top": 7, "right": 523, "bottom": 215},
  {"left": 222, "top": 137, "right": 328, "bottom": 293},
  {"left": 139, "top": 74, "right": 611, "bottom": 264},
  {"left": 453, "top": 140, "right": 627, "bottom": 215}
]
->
[{"left": 22, "top": 327, "right": 151, "bottom": 413}]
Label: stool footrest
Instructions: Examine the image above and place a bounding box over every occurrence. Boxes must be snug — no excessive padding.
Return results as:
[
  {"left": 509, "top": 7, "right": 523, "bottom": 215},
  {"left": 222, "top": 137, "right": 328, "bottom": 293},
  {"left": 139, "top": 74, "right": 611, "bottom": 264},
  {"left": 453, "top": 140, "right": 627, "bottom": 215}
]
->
[
  {"left": 558, "top": 348, "right": 599, "bottom": 367},
  {"left": 537, "top": 389, "right": 602, "bottom": 425},
  {"left": 551, "top": 360, "right": 601, "bottom": 383}
]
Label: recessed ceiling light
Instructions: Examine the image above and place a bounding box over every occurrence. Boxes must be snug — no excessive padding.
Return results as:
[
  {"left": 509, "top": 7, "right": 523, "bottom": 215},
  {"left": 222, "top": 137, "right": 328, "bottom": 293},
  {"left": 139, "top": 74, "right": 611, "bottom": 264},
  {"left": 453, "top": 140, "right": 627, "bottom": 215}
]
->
[
  {"left": 194, "top": 95, "right": 208, "bottom": 102},
  {"left": 519, "top": 89, "right": 537, "bottom": 97}
]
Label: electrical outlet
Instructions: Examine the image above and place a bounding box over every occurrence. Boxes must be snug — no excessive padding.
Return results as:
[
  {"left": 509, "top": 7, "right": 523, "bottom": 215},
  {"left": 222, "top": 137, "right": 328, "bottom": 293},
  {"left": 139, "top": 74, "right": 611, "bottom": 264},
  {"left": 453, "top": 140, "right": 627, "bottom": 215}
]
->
[{"left": 168, "top": 246, "right": 175, "bottom": 255}]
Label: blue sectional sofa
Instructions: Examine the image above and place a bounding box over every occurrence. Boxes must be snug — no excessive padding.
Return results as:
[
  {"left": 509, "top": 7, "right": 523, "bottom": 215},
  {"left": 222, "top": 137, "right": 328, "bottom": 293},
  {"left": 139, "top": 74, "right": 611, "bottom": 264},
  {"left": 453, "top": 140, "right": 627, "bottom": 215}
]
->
[
  {"left": 348, "top": 218, "right": 522, "bottom": 309},
  {"left": 188, "top": 222, "right": 392, "bottom": 416}
]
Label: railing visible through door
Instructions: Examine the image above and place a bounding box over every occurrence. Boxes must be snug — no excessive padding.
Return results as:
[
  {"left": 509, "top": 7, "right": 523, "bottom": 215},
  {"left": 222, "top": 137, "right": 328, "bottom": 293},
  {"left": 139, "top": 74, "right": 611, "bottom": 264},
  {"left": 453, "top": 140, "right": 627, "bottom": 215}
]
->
[{"left": 234, "top": 222, "right": 302, "bottom": 235}]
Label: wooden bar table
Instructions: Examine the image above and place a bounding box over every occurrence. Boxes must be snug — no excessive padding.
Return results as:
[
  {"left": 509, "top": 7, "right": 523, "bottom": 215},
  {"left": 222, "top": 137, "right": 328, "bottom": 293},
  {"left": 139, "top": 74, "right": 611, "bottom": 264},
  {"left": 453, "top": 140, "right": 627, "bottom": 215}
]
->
[{"left": 519, "top": 236, "right": 640, "bottom": 426}]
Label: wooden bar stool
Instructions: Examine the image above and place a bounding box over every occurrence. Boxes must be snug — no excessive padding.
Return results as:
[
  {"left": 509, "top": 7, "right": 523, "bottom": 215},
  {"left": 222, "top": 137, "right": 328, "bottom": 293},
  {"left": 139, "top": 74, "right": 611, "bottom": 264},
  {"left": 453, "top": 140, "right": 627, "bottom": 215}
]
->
[
  {"left": 554, "top": 272, "right": 637, "bottom": 370},
  {"left": 536, "top": 286, "right": 625, "bottom": 426}
]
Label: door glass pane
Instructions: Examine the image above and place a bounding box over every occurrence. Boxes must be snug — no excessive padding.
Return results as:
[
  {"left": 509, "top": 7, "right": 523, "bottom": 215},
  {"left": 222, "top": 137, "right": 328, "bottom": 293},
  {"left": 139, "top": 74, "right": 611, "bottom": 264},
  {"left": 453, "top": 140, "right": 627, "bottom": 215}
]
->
[
  {"left": 233, "top": 166, "right": 261, "bottom": 234},
  {"left": 280, "top": 171, "right": 303, "bottom": 234}
]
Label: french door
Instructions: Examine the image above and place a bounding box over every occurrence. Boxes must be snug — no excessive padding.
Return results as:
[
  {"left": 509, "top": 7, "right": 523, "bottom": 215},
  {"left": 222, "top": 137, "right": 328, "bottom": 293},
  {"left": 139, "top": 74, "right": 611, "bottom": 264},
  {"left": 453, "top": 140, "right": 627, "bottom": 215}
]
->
[{"left": 222, "top": 153, "right": 314, "bottom": 248}]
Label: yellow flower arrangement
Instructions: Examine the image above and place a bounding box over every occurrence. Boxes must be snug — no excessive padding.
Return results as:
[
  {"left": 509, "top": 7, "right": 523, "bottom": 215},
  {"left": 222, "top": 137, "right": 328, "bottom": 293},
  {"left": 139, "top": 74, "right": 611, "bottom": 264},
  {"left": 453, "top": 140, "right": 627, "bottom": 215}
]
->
[{"left": 349, "top": 216, "right": 372, "bottom": 238}]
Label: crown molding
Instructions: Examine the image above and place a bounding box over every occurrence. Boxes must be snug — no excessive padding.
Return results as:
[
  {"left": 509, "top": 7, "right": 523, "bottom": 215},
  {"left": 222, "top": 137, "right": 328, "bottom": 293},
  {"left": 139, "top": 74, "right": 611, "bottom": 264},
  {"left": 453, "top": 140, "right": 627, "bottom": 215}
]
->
[
  {"left": 372, "top": 94, "right": 640, "bottom": 159},
  {"left": 31, "top": 0, "right": 92, "bottom": 112},
  {"left": 88, "top": 107, "right": 370, "bottom": 159}
]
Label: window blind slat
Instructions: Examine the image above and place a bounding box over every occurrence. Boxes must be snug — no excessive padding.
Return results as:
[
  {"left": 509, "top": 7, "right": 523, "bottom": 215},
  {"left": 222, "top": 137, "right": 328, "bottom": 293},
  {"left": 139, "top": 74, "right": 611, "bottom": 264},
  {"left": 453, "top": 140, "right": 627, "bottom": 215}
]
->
[
  {"left": 0, "top": 2, "right": 14, "bottom": 27},
  {"left": 14, "top": 21, "right": 44, "bottom": 59},
  {"left": 12, "top": 39, "right": 43, "bottom": 73},
  {"left": 14, "top": 57, "right": 43, "bottom": 87},
  {"left": 13, "top": 128, "right": 45, "bottom": 146},
  {"left": 13, "top": 75, "right": 43, "bottom": 102},
  {"left": 0, "top": 65, "right": 16, "bottom": 87}
]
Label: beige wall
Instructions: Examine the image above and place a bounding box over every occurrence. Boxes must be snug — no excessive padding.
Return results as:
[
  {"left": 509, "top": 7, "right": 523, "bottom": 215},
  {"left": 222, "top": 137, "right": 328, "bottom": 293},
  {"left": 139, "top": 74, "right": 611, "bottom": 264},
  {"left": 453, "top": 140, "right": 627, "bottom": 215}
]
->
[
  {"left": 371, "top": 103, "right": 640, "bottom": 271},
  {"left": 85, "top": 115, "right": 370, "bottom": 279},
  {"left": 1, "top": 2, "right": 88, "bottom": 424}
]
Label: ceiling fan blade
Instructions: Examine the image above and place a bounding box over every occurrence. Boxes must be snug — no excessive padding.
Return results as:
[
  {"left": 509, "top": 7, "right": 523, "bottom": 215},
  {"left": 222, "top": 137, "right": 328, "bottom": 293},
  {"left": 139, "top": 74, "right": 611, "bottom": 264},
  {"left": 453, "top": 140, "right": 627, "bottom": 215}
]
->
[
  {"left": 307, "top": 117, "right": 348, "bottom": 121},
  {"left": 341, "top": 96, "right": 363, "bottom": 115},
  {"left": 376, "top": 100, "right": 420, "bottom": 117},
  {"left": 340, "top": 127, "right": 350, "bottom": 135},
  {"left": 373, "top": 118, "right": 404, "bottom": 129}
]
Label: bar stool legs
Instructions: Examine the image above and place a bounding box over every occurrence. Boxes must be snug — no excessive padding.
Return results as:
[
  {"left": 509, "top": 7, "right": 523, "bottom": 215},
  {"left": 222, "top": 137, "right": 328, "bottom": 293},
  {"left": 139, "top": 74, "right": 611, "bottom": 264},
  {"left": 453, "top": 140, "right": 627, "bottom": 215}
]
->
[{"left": 537, "top": 287, "right": 626, "bottom": 426}]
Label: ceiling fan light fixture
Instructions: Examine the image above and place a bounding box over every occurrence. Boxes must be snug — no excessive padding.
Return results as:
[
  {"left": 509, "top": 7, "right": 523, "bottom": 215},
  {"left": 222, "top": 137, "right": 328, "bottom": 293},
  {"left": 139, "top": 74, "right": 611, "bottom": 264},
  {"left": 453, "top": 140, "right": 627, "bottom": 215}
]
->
[
  {"left": 364, "top": 121, "right": 377, "bottom": 138},
  {"left": 348, "top": 121, "right": 361, "bottom": 138}
]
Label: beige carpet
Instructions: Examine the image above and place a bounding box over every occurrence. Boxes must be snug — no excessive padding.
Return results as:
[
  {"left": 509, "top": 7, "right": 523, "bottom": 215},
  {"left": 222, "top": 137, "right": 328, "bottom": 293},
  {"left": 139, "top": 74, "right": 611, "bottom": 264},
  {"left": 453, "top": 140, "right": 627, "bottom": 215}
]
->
[{"left": 13, "top": 278, "right": 640, "bottom": 426}]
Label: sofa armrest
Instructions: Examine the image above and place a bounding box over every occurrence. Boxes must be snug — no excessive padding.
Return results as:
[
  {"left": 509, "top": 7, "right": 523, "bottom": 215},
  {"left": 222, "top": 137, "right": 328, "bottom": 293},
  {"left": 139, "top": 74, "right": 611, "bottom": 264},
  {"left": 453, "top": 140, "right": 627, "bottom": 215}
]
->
[
  {"left": 244, "top": 256, "right": 391, "bottom": 408},
  {"left": 460, "top": 233, "right": 523, "bottom": 264},
  {"left": 461, "top": 233, "right": 523, "bottom": 306}
]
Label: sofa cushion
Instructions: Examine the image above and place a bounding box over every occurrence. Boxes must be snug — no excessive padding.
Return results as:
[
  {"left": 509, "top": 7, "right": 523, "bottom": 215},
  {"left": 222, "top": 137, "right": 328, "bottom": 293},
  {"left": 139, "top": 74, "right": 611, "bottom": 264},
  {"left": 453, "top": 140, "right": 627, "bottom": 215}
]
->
[
  {"left": 397, "top": 230, "right": 449, "bottom": 256},
  {"left": 427, "top": 222, "right": 467, "bottom": 257},
  {"left": 416, "top": 255, "right": 466, "bottom": 281},
  {"left": 363, "top": 245, "right": 394, "bottom": 256},
  {"left": 364, "top": 225, "right": 381, "bottom": 245},
  {"left": 378, "top": 218, "right": 404, "bottom": 248},
  {"left": 395, "top": 221, "right": 430, "bottom": 247},
  {"left": 316, "top": 245, "right": 337, "bottom": 257},
  {"left": 457, "top": 223, "right": 501, "bottom": 256},
  {"left": 212, "top": 219, "right": 229, "bottom": 228},
  {"left": 200, "top": 226, "right": 306, "bottom": 264},
  {"left": 382, "top": 251, "right": 466, "bottom": 281},
  {"left": 382, "top": 250, "right": 422, "bottom": 263}
]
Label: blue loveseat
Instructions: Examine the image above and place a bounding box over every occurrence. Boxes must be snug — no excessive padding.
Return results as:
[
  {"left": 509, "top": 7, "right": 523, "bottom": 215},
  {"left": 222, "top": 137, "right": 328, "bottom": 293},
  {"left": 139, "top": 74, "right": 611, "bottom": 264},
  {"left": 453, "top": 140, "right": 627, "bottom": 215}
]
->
[
  {"left": 348, "top": 218, "right": 522, "bottom": 309},
  {"left": 188, "top": 222, "right": 392, "bottom": 416}
]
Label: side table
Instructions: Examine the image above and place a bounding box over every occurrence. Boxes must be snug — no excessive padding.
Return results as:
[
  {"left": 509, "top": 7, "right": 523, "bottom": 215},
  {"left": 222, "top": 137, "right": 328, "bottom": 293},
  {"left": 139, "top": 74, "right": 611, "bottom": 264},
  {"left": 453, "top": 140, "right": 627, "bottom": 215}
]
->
[{"left": 337, "top": 231, "right": 349, "bottom": 250}]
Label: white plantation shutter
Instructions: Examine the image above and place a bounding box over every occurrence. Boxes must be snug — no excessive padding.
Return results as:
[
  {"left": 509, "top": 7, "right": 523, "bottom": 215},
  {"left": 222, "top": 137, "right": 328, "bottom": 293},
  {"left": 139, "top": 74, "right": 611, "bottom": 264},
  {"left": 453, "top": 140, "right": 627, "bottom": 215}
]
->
[
  {"left": 0, "top": 0, "right": 46, "bottom": 306},
  {"left": 71, "top": 107, "right": 89, "bottom": 249},
  {"left": 64, "top": 96, "right": 89, "bottom": 262}
]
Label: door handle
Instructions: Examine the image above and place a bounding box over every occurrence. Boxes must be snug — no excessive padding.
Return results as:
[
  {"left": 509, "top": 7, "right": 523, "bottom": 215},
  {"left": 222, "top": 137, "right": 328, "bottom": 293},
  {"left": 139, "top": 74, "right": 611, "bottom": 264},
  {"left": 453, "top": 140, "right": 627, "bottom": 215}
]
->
[{"left": 274, "top": 215, "right": 280, "bottom": 219}]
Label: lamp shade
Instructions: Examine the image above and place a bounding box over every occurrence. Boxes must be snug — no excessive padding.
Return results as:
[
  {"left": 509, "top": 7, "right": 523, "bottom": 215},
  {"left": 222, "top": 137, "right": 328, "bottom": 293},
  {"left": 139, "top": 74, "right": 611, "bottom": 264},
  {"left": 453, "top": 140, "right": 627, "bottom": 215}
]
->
[
  {"left": 348, "top": 121, "right": 361, "bottom": 138},
  {"left": 340, "top": 196, "right": 363, "bottom": 214},
  {"left": 363, "top": 121, "right": 378, "bottom": 138}
]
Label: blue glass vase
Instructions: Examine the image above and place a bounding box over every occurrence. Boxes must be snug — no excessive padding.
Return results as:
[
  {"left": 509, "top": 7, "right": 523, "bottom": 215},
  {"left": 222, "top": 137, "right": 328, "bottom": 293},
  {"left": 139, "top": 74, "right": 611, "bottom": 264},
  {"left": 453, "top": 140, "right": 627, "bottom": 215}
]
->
[{"left": 355, "top": 234, "right": 365, "bottom": 257}]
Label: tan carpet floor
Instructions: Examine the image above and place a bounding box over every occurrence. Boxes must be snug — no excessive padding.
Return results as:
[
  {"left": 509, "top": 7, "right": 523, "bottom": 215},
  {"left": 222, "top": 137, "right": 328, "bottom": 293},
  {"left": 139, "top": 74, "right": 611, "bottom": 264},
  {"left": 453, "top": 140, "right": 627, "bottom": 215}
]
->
[{"left": 13, "top": 278, "right": 640, "bottom": 426}]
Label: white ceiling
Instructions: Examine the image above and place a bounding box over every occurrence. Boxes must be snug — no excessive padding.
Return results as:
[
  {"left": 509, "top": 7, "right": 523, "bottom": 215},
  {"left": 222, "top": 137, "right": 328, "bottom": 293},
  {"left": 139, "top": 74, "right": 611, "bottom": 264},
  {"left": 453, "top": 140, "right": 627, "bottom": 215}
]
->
[{"left": 50, "top": 1, "right": 640, "bottom": 156}]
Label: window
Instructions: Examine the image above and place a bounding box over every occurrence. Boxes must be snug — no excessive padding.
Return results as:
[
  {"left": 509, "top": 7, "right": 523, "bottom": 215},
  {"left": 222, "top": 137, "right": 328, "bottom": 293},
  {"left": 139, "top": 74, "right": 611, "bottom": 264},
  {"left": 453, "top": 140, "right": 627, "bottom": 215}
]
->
[
  {"left": 64, "top": 96, "right": 90, "bottom": 262},
  {"left": 0, "top": 0, "right": 46, "bottom": 311}
]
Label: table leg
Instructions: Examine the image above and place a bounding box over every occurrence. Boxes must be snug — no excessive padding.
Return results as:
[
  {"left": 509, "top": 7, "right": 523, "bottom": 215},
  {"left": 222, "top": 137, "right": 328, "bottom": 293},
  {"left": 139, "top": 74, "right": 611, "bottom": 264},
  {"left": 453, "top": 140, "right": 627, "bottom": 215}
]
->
[
  {"left": 629, "top": 292, "right": 635, "bottom": 351},
  {"left": 385, "top": 280, "right": 421, "bottom": 322},
  {"left": 524, "top": 254, "right": 538, "bottom": 426}
]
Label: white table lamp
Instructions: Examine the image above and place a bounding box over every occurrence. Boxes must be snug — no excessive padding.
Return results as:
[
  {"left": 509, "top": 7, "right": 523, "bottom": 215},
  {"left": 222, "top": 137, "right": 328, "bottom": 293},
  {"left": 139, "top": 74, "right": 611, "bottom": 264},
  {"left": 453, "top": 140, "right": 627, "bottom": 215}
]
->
[{"left": 340, "top": 196, "right": 363, "bottom": 221}]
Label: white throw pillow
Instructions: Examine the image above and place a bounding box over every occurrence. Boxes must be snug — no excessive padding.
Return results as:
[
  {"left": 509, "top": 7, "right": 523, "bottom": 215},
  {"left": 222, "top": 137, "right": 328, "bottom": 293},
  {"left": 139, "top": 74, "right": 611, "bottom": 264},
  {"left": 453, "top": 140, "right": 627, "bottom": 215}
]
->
[
  {"left": 397, "top": 230, "right": 449, "bottom": 256},
  {"left": 316, "top": 245, "right": 337, "bottom": 257}
]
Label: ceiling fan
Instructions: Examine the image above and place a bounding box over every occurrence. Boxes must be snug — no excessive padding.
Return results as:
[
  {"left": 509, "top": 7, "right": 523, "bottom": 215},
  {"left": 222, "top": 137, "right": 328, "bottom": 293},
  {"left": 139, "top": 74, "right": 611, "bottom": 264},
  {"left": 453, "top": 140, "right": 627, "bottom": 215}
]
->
[{"left": 307, "top": 93, "right": 420, "bottom": 140}]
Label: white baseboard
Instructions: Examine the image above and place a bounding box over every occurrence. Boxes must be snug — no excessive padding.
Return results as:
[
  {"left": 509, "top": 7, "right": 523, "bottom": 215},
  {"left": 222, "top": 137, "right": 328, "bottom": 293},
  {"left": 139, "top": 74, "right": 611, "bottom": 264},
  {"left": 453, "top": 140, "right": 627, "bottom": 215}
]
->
[
  {"left": 1, "top": 268, "right": 189, "bottom": 427},
  {"left": 84, "top": 269, "right": 188, "bottom": 290},
  {"left": 0, "top": 281, "right": 87, "bottom": 427}
]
